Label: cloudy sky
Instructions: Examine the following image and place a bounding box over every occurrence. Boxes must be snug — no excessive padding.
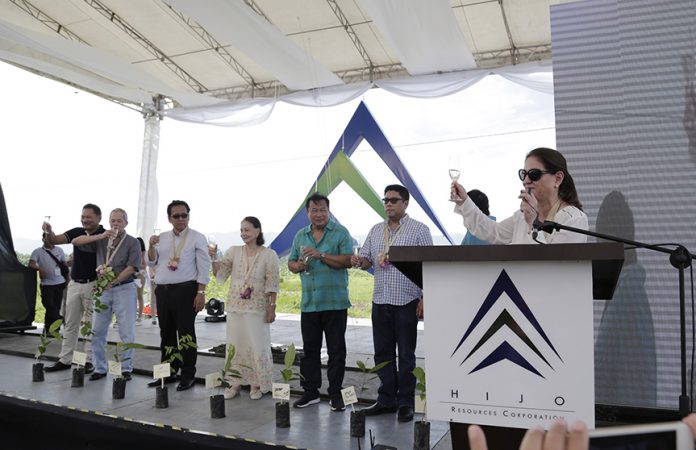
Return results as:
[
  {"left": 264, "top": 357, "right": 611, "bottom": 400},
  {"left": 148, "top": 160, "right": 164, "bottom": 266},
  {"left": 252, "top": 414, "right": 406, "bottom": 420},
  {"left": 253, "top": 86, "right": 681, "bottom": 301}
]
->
[{"left": 0, "top": 61, "right": 555, "bottom": 254}]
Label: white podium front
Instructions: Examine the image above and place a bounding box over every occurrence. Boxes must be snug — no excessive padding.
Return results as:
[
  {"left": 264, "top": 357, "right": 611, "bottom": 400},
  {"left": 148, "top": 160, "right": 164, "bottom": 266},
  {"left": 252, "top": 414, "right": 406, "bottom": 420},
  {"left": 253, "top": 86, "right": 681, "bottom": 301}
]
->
[{"left": 389, "top": 243, "right": 623, "bottom": 450}]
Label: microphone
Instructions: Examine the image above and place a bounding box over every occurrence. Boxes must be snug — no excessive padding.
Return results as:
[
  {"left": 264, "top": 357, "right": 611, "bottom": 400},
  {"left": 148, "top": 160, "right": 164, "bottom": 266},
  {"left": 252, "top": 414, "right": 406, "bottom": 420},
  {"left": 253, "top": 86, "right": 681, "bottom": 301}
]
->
[{"left": 533, "top": 220, "right": 557, "bottom": 234}]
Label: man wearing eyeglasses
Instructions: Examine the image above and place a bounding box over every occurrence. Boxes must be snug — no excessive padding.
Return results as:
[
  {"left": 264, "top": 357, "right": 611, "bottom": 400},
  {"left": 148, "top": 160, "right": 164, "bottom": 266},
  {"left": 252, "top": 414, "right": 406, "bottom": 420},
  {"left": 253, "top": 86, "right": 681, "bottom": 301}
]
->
[
  {"left": 42, "top": 203, "right": 104, "bottom": 374},
  {"left": 351, "top": 184, "right": 433, "bottom": 423},
  {"left": 288, "top": 193, "right": 353, "bottom": 411},
  {"left": 147, "top": 200, "right": 210, "bottom": 391}
]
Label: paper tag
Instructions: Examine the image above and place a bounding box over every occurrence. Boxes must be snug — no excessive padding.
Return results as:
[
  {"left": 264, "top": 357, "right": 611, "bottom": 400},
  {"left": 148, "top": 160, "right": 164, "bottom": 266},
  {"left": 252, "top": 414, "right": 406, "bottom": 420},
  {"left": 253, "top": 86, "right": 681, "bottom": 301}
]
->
[
  {"left": 153, "top": 363, "right": 170, "bottom": 379},
  {"left": 205, "top": 372, "right": 222, "bottom": 389},
  {"left": 415, "top": 394, "right": 426, "bottom": 414},
  {"left": 108, "top": 360, "right": 122, "bottom": 376},
  {"left": 72, "top": 351, "right": 87, "bottom": 366},
  {"left": 54, "top": 267, "right": 62, "bottom": 277},
  {"left": 341, "top": 386, "right": 358, "bottom": 406},
  {"left": 272, "top": 383, "right": 290, "bottom": 401}
]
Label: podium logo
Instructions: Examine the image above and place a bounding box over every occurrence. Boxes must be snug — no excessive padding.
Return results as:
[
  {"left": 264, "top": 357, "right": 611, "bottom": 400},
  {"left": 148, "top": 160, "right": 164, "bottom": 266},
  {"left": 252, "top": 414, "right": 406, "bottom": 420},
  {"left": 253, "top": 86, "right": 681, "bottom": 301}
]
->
[{"left": 451, "top": 270, "right": 562, "bottom": 378}]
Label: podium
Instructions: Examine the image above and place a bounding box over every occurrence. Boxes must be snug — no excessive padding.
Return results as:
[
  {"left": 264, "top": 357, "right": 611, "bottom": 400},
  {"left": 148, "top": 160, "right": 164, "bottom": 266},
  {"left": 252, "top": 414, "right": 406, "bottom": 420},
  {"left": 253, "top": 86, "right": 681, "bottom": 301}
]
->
[{"left": 389, "top": 243, "right": 624, "bottom": 450}]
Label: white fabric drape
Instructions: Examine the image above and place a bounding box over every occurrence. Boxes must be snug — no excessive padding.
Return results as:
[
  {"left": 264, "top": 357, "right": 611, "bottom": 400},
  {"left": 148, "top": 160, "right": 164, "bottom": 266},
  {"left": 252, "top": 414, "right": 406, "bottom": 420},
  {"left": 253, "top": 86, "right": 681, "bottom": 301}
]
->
[
  {"left": 0, "top": 18, "right": 222, "bottom": 109},
  {"left": 357, "top": 0, "right": 476, "bottom": 75},
  {"left": 135, "top": 115, "right": 160, "bottom": 240},
  {"left": 164, "top": 0, "right": 341, "bottom": 91},
  {"left": 164, "top": 62, "right": 553, "bottom": 126}
]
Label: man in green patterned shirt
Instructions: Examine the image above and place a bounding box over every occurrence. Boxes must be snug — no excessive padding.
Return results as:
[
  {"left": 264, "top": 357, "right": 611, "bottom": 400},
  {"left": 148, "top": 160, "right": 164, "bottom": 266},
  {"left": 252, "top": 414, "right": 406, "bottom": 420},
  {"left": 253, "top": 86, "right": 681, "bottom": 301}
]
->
[{"left": 288, "top": 193, "right": 353, "bottom": 411}]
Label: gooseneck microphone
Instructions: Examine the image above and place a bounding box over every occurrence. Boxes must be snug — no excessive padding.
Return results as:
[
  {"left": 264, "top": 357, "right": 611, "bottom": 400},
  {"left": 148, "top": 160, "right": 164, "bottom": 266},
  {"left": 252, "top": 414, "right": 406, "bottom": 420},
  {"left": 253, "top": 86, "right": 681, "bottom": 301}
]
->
[{"left": 523, "top": 188, "right": 546, "bottom": 243}]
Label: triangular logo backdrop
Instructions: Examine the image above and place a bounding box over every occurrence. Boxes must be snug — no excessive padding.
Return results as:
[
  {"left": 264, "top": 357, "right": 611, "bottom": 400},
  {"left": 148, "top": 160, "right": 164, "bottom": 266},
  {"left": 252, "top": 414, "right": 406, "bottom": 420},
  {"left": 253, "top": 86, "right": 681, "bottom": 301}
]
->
[{"left": 270, "top": 101, "right": 453, "bottom": 256}]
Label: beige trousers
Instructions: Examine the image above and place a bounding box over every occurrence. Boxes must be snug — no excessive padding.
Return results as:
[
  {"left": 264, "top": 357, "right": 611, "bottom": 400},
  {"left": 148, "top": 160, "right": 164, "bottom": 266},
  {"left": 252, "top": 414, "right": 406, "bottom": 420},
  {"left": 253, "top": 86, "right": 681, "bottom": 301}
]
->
[{"left": 57, "top": 280, "right": 95, "bottom": 365}]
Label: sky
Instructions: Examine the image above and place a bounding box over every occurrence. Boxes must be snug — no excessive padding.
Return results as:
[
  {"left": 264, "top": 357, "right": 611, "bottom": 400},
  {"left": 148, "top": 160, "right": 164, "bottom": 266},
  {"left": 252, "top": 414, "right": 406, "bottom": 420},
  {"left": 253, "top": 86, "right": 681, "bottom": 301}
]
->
[{"left": 0, "top": 61, "right": 556, "bottom": 255}]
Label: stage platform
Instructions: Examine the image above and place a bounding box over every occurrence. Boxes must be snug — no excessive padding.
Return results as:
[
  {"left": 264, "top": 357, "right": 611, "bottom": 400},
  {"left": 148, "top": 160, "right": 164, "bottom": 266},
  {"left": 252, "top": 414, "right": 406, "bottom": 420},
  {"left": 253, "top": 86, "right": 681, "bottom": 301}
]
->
[{"left": 0, "top": 314, "right": 453, "bottom": 450}]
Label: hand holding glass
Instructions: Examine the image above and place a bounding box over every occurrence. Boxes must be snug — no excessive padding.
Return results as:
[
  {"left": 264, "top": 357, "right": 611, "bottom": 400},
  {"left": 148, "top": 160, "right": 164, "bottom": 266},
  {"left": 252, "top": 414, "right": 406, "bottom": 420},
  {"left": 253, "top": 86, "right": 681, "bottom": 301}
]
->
[
  {"left": 207, "top": 234, "right": 218, "bottom": 261},
  {"left": 352, "top": 245, "right": 361, "bottom": 267},
  {"left": 299, "top": 245, "right": 311, "bottom": 275},
  {"left": 449, "top": 169, "right": 462, "bottom": 201}
]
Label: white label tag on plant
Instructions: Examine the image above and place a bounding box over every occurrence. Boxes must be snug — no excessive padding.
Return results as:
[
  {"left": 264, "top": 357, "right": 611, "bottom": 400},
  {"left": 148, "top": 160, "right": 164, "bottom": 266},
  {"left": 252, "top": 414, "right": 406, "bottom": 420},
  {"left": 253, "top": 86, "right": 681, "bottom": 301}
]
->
[
  {"left": 72, "top": 351, "right": 87, "bottom": 366},
  {"left": 415, "top": 394, "right": 426, "bottom": 414},
  {"left": 272, "top": 383, "right": 290, "bottom": 401},
  {"left": 108, "top": 360, "right": 122, "bottom": 376},
  {"left": 153, "top": 363, "right": 170, "bottom": 379},
  {"left": 341, "top": 386, "right": 358, "bottom": 406},
  {"left": 205, "top": 372, "right": 222, "bottom": 389}
]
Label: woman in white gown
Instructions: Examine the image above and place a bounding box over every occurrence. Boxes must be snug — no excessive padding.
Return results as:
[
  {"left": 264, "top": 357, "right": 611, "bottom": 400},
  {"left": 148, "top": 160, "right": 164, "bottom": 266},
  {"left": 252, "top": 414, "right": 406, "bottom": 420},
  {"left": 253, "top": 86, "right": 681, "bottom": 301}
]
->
[{"left": 211, "top": 216, "right": 279, "bottom": 400}]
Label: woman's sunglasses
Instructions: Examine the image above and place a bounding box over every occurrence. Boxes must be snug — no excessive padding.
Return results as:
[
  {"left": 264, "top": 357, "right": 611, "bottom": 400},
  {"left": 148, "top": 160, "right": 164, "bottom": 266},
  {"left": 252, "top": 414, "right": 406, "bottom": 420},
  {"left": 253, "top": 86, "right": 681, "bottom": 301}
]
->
[{"left": 518, "top": 168, "right": 555, "bottom": 182}]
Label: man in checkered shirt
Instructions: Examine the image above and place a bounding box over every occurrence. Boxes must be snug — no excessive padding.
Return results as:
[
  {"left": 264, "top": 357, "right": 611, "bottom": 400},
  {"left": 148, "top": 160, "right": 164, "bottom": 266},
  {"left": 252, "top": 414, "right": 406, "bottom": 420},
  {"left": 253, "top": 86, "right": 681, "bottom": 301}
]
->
[{"left": 351, "top": 184, "right": 432, "bottom": 423}]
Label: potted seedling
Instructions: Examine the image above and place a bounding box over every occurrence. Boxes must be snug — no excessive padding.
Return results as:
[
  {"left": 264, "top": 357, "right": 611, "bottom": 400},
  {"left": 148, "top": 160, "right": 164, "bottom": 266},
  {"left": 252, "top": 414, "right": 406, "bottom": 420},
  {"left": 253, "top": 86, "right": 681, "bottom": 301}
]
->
[
  {"left": 154, "top": 334, "right": 197, "bottom": 408},
  {"left": 413, "top": 366, "right": 429, "bottom": 450},
  {"left": 71, "top": 297, "right": 108, "bottom": 388},
  {"left": 207, "top": 345, "right": 246, "bottom": 419},
  {"left": 109, "top": 341, "right": 144, "bottom": 399},
  {"left": 33, "top": 319, "right": 63, "bottom": 382},
  {"left": 350, "top": 358, "right": 391, "bottom": 437},
  {"left": 274, "top": 343, "right": 302, "bottom": 428}
]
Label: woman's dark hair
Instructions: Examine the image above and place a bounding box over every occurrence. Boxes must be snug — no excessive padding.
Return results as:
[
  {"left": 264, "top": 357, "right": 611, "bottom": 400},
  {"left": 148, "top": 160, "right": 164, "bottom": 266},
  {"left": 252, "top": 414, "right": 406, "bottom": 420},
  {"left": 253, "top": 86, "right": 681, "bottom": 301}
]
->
[
  {"left": 526, "top": 147, "right": 583, "bottom": 210},
  {"left": 136, "top": 237, "right": 146, "bottom": 252},
  {"left": 468, "top": 189, "right": 490, "bottom": 216},
  {"left": 242, "top": 216, "right": 265, "bottom": 246}
]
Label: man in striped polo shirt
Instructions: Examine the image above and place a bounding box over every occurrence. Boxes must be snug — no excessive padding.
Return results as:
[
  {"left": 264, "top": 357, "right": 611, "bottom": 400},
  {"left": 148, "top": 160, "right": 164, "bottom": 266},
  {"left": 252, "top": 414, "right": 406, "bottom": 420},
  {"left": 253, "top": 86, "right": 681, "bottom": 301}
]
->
[{"left": 352, "top": 184, "right": 432, "bottom": 423}]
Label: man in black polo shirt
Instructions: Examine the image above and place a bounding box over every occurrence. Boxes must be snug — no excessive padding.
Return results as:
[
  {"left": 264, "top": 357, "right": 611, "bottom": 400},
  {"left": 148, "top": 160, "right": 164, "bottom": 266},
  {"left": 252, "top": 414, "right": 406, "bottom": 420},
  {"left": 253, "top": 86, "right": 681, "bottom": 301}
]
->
[{"left": 43, "top": 203, "right": 104, "bottom": 372}]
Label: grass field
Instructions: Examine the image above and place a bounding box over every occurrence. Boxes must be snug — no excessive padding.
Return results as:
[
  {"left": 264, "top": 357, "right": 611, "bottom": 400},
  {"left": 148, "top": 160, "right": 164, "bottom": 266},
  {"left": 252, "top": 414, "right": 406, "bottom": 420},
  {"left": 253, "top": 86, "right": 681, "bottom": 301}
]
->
[{"left": 32, "top": 259, "right": 376, "bottom": 324}]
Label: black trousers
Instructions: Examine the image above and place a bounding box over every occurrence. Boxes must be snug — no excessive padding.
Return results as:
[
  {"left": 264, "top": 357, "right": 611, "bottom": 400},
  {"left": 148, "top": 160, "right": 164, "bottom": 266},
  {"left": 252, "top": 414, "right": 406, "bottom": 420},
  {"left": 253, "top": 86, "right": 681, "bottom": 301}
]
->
[
  {"left": 300, "top": 309, "right": 347, "bottom": 396},
  {"left": 40, "top": 283, "right": 65, "bottom": 330},
  {"left": 155, "top": 281, "right": 198, "bottom": 380},
  {"left": 372, "top": 299, "right": 419, "bottom": 407}
]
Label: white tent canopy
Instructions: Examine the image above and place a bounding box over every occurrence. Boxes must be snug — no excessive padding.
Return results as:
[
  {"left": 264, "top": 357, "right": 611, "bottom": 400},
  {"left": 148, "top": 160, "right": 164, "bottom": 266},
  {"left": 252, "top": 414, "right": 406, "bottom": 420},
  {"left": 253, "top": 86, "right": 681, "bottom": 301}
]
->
[
  {"left": 0, "top": 0, "right": 562, "bottom": 236},
  {"left": 0, "top": 0, "right": 566, "bottom": 121}
]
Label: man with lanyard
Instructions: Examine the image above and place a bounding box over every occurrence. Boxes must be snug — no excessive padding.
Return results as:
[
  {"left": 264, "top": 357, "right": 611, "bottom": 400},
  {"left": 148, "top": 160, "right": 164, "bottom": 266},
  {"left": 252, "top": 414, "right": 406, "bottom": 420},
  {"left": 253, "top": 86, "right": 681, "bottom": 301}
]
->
[
  {"left": 29, "top": 234, "right": 67, "bottom": 333},
  {"left": 42, "top": 203, "right": 104, "bottom": 373},
  {"left": 351, "top": 184, "right": 432, "bottom": 423},
  {"left": 71, "top": 208, "right": 141, "bottom": 381},
  {"left": 288, "top": 193, "right": 353, "bottom": 411},
  {"left": 147, "top": 200, "right": 210, "bottom": 391}
]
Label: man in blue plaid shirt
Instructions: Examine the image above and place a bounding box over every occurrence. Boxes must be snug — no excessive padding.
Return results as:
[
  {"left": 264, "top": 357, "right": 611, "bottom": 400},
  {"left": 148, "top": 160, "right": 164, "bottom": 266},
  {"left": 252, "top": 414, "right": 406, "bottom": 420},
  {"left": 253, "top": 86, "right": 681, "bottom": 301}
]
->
[
  {"left": 351, "top": 184, "right": 432, "bottom": 423},
  {"left": 288, "top": 193, "right": 353, "bottom": 411}
]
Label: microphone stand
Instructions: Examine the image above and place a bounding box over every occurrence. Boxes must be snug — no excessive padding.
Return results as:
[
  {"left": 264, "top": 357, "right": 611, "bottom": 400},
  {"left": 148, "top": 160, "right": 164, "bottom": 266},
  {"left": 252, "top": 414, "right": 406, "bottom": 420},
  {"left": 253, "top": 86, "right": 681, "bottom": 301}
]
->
[{"left": 535, "top": 220, "right": 695, "bottom": 417}]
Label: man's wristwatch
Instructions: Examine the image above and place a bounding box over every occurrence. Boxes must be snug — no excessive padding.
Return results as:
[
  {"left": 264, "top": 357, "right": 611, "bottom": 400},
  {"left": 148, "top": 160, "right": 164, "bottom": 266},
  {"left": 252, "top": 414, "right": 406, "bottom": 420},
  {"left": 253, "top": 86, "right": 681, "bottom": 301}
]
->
[
  {"left": 197, "top": 290, "right": 205, "bottom": 295},
  {"left": 320, "top": 253, "right": 326, "bottom": 261}
]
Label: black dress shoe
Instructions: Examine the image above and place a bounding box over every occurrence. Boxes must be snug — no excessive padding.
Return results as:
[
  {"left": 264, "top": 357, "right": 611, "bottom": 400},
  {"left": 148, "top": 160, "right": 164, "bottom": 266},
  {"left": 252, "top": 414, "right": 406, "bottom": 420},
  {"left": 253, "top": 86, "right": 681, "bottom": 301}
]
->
[
  {"left": 147, "top": 375, "right": 177, "bottom": 387},
  {"left": 176, "top": 378, "right": 195, "bottom": 391},
  {"left": 84, "top": 363, "right": 95, "bottom": 374},
  {"left": 44, "top": 361, "right": 71, "bottom": 372},
  {"left": 89, "top": 372, "right": 106, "bottom": 381},
  {"left": 361, "top": 401, "right": 397, "bottom": 416},
  {"left": 397, "top": 405, "right": 414, "bottom": 422}
]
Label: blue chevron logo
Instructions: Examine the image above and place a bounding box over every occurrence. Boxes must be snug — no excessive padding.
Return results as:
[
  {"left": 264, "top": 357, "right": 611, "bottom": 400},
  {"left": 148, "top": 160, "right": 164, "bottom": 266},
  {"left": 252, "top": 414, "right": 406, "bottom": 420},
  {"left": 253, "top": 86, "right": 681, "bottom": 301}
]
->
[{"left": 451, "top": 269, "right": 562, "bottom": 378}]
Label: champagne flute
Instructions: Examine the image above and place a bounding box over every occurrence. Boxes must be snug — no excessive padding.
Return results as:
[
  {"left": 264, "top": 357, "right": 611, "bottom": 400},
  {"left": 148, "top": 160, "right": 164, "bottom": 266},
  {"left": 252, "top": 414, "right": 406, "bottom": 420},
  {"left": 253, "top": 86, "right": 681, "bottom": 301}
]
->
[
  {"left": 207, "top": 234, "right": 218, "bottom": 261},
  {"left": 42, "top": 215, "right": 51, "bottom": 234},
  {"left": 449, "top": 168, "right": 461, "bottom": 201},
  {"left": 352, "top": 243, "right": 361, "bottom": 267},
  {"left": 153, "top": 228, "right": 161, "bottom": 247},
  {"left": 299, "top": 245, "right": 311, "bottom": 275}
]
